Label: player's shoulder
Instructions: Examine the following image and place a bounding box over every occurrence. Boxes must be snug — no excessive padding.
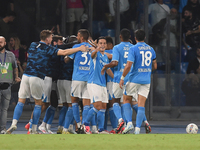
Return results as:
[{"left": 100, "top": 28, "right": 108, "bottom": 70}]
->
[
  {"left": 105, "top": 49, "right": 112, "bottom": 54},
  {"left": 30, "top": 42, "right": 39, "bottom": 47}
]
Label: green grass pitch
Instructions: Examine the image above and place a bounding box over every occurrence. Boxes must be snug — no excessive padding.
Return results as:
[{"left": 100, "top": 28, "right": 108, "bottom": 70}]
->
[{"left": 1, "top": 134, "right": 200, "bottom": 150}]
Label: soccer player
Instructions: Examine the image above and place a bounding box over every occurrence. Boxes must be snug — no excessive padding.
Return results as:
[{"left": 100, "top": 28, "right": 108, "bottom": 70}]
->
[
  {"left": 6, "top": 30, "right": 87, "bottom": 134},
  {"left": 25, "top": 35, "right": 64, "bottom": 134},
  {"left": 83, "top": 36, "right": 114, "bottom": 134},
  {"left": 38, "top": 35, "right": 64, "bottom": 134},
  {"left": 104, "top": 36, "right": 118, "bottom": 133},
  {"left": 119, "top": 29, "right": 157, "bottom": 134},
  {"left": 101, "top": 29, "right": 133, "bottom": 133},
  {"left": 57, "top": 35, "right": 78, "bottom": 134},
  {"left": 68, "top": 29, "right": 93, "bottom": 134}
]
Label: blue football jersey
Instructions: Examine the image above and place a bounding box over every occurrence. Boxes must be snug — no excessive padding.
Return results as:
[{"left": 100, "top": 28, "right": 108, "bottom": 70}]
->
[
  {"left": 68, "top": 42, "right": 92, "bottom": 81},
  {"left": 88, "top": 51, "right": 109, "bottom": 87},
  {"left": 127, "top": 42, "right": 156, "bottom": 84},
  {"left": 105, "top": 49, "right": 113, "bottom": 83},
  {"left": 58, "top": 55, "right": 73, "bottom": 81},
  {"left": 24, "top": 41, "right": 59, "bottom": 79},
  {"left": 46, "top": 45, "right": 61, "bottom": 81},
  {"left": 112, "top": 42, "right": 133, "bottom": 84}
]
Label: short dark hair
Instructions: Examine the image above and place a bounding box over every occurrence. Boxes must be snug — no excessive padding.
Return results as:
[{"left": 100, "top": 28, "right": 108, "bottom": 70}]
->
[
  {"left": 105, "top": 36, "right": 113, "bottom": 45},
  {"left": 184, "top": 8, "right": 193, "bottom": 14},
  {"left": 120, "top": 28, "right": 131, "bottom": 41},
  {"left": 40, "top": 30, "right": 52, "bottom": 41},
  {"left": 52, "top": 35, "right": 63, "bottom": 43},
  {"left": 135, "top": 29, "right": 145, "bottom": 41},
  {"left": 78, "top": 29, "right": 89, "bottom": 41},
  {"left": 97, "top": 36, "right": 106, "bottom": 43}
]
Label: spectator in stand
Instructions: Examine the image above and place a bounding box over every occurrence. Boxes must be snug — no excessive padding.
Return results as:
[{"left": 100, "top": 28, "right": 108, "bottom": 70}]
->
[
  {"left": 153, "top": 8, "right": 179, "bottom": 68},
  {"left": 8, "top": 36, "right": 26, "bottom": 65},
  {"left": 57, "top": 0, "right": 88, "bottom": 36},
  {"left": 181, "top": 47, "right": 200, "bottom": 106},
  {"left": 0, "top": 0, "right": 14, "bottom": 18},
  {"left": 182, "top": 8, "right": 200, "bottom": 62},
  {"left": 182, "top": 0, "right": 200, "bottom": 20},
  {"left": 0, "top": 12, "right": 16, "bottom": 40},
  {"left": 148, "top": 0, "right": 170, "bottom": 32}
]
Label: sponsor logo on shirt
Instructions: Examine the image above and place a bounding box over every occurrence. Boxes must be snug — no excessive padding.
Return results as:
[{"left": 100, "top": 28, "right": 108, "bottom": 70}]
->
[
  {"left": 138, "top": 68, "right": 151, "bottom": 72},
  {"left": 79, "top": 66, "right": 90, "bottom": 70}
]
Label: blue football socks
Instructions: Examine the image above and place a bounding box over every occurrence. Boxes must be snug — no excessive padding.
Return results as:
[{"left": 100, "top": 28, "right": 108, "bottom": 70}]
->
[
  {"left": 123, "top": 103, "right": 132, "bottom": 122},
  {"left": 64, "top": 107, "right": 73, "bottom": 129},
  {"left": 109, "top": 107, "right": 118, "bottom": 129},
  {"left": 90, "top": 104, "right": 97, "bottom": 126},
  {"left": 136, "top": 107, "right": 145, "bottom": 128},
  {"left": 13, "top": 102, "right": 24, "bottom": 121},
  {"left": 72, "top": 103, "right": 81, "bottom": 124},
  {"left": 113, "top": 103, "right": 122, "bottom": 120},
  {"left": 97, "top": 109, "right": 106, "bottom": 131},
  {"left": 58, "top": 106, "right": 67, "bottom": 126},
  {"left": 82, "top": 105, "right": 90, "bottom": 124},
  {"left": 43, "top": 105, "right": 56, "bottom": 124},
  {"left": 84, "top": 107, "right": 99, "bottom": 125},
  {"left": 32, "top": 105, "right": 42, "bottom": 125},
  {"left": 46, "top": 106, "right": 56, "bottom": 125},
  {"left": 132, "top": 104, "right": 147, "bottom": 122}
]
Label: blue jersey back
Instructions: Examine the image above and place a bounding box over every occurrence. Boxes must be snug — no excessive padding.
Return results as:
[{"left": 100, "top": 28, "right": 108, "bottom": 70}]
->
[
  {"left": 46, "top": 45, "right": 61, "bottom": 81},
  {"left": 112, "top": 42, "right": 133, "bottom": 84},
  {"left": 127, "top": 42, "right": 156, "bottom": 84},
  {"left": 58, "top": 55, "right": 73, "bottom": 80},
  {"left": 24, "top": 42, "right": 59, "bottom": 79},
  {"left": 68, "top": 42, "right": 92, "bottom": 81},
  {"left": 88, "top": 51, "right": 109, "bottom": 87},
  {"left": 105, "top": 49, "right": 113, "bottom": 82}
]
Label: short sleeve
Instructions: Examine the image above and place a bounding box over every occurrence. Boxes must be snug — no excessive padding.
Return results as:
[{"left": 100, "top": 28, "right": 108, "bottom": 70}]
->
[
  {"left": 47, "top": 45, "right": 59, "bottom": 56},
  {"left": 127, "top": 46, "right": 135, "bottom": 63},
  {"left": 10, "top": 52, "right": 17, "bottom": 68},
  {"left": 112, "top": 46, "right": 119, "bottom": 62}
]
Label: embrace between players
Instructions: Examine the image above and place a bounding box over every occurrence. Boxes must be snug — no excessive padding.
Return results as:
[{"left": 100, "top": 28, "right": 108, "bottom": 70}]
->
[{"left": 6, "top": 28, "right": 157, "bottom": 134}]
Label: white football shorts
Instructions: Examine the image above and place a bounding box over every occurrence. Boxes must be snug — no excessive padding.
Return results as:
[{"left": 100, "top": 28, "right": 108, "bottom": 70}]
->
[
  {"left": 124, "top": 82, "right": 150, "bottom": 99},
  {"left": 42, "top": 76, "right": 52, "bottom": 103},
  {"left": 71, "top": 80, "right": 90, "bottom": 99},
  {"left": 57, "top": 79, "right": 72, "bottom": 103},
  {"left": 18, "top": 75, "right": 44, "bottom": 100},
  {"left": 106, "top": 81, "right": 113, "bottom": 101},
  {"left": 87, "top": 83, "right": 108, "bottom": 103},
  {"left": 113, "top": 82, "right": 124, "bottom": 99}
]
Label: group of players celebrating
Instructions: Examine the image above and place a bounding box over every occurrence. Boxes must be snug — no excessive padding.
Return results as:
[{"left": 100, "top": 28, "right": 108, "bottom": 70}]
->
[{"left": 5, "top": 28, "right": 157, "bottom": 134}]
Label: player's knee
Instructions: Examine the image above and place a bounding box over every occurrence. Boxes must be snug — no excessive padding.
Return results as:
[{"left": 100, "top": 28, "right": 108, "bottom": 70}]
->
[{"left": 35, "top": 100, "right": 43, "bottom": 106}]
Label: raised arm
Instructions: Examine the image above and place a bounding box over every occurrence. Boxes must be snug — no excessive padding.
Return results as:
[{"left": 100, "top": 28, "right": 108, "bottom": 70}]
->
[{"left": 57, "top": 45, "right": 87, "bottom": 56}]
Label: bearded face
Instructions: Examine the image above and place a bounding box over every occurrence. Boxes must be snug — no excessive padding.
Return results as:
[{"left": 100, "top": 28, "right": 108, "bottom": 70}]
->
[
  {"left": 0, "top": 38, "right": 6, "bottom": 51},
  {"left": 0, "top": 45, "right": 5, "bottom": 51}
]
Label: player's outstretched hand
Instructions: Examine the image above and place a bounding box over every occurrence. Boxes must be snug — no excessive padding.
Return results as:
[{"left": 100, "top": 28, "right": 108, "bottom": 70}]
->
[
  {"left": 101, "top": 66, "right": 106, "bottom": 75},
  {"left": 80, "top": 45, "right": 87, "bottom": 52},
  {"left": 119, "top": 79, "right": 124, "bottom": 89}
]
